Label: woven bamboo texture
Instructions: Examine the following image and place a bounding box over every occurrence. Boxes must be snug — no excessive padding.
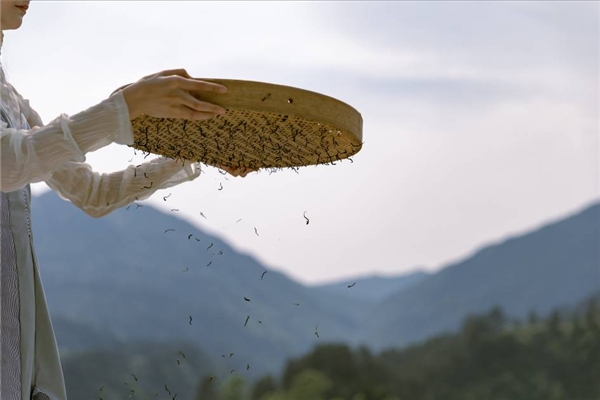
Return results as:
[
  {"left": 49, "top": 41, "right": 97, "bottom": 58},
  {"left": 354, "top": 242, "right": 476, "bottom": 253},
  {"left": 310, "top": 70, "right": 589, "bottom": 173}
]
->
[{"left": 125, "top": 79, "right": 363, "bottom": 169}]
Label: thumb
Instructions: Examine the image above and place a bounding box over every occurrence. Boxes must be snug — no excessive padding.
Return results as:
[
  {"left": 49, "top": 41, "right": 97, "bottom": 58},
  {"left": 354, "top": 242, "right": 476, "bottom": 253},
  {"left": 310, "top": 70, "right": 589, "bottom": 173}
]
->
[{"left": 156, "top": 68, "right": 192, "bottom": 79}]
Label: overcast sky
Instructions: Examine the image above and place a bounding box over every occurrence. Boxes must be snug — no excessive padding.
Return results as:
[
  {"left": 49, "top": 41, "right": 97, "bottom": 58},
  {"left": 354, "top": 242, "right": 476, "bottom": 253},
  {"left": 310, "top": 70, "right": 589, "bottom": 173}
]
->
[{"left": 2, "top": 1, "right": 598, "bottom": 285}]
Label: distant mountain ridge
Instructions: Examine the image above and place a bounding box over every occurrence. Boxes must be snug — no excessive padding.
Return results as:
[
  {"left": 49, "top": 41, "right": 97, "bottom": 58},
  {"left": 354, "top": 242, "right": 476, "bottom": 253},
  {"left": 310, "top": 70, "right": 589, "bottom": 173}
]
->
[
  {"left": 31, "top": 191, "right": 366, "bottom": 378},
  {"left": 310, "top": 271, "right": 430, "bottom": 303},
  {"left": 360, "top": 201, "right": 600, "bottom": 350},
  {"left": 30, "top": 192, "right": 600, "bottom": 379}
]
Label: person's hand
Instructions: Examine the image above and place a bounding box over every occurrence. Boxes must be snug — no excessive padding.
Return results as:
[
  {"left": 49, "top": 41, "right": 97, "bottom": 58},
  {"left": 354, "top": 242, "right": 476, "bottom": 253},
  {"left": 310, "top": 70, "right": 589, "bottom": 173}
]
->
[
  {"left": 117, "top": 69, "right": 227, "bottom": 121},
  {"left": 216, "top": 165, "right": 257, "bottom": 178}
]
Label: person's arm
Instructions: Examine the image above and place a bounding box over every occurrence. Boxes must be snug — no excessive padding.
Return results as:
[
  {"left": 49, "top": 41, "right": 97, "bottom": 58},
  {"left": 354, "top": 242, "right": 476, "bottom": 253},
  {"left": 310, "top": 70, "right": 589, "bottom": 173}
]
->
[
  {"left": 45, "top": 158, "right": 201, "bottom": 218},
  {"left": 20, "top": 95, "right": 44, "bottom": 129},
  {"left": 15, "top": 90, "right": 202, "bottom": 217},
  {"left": 1, "top": 90, "right": 133, "bottom": 192}
]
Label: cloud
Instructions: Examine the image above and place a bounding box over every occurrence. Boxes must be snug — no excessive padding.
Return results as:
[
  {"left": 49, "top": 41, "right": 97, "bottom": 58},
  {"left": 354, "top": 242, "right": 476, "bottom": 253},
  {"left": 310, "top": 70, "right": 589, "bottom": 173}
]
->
[{"left": 308, "top": 2, "right": 598, "bottom": 95}]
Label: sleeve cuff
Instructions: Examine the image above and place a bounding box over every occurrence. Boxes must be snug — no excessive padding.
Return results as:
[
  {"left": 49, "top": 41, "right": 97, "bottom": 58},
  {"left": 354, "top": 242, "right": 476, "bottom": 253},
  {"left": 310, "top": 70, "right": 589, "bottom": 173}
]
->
[
  {"left": 183, "top": 160, "right": 202, "bottom": 180},
  {"left": 111, "top": 90, "right": 134, "bottom": 146}
]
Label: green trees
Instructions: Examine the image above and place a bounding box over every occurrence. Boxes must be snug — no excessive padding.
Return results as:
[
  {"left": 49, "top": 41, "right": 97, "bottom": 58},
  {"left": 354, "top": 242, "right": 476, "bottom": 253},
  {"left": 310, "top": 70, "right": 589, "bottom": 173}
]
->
[
  {"left": 248, "top": 296, "right": 600, "bottom": 400},
  {"left": 219, "top": 376, "right": 247, "bottom": 400},
  {"left": 251, "top": 376, "right": 277, "bottom": 400},
  {"left": 196, "top": 375, "right": 218, "bottom": 400},
  {"left": 61, "top": 295, "right": 600, "bottom": 400},
  {"left": 283, "top": 369, "right": 333, "bottom": 400},
  {"left": 196, "top": 376, "right": 249, "bottom": 400}
]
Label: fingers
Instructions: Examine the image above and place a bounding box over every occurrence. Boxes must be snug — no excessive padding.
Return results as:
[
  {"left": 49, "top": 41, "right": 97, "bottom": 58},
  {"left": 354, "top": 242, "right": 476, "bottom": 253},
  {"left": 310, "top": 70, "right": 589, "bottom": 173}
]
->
[
  {"left": 180, "top": 77, "right": 228, "bottom": 94},
  {"left": 167, "top": 76, "right": 229, "bottom": 118},
  {"left": 176, "top": 106, "right": 221, "bottom": 121},
  {"left": 155, "top": 68, "right": 192, "bottom": 79},
  {"left": 239, "top": 169, "right": 251, "bottom": 178},
  {"left": 111, "top": 83, "right": 131, "bottom": 96},
  {"left": 233, "top": 168, "right": 248, "bottom": 178},
  {"left": 145, "top": 69, "right": 227, "bottom": 93},
  {"left": 216, "top": 165, "right": 257, "bottom": 177},
  {"left": 179, "top": 90, "right": 226, "bottom": 115},
  {"left": 238, "top": 168, "right": 258, "bottom": 177},
  {"left": 126, "top": 68, "right": 229, "bottom": 121}
]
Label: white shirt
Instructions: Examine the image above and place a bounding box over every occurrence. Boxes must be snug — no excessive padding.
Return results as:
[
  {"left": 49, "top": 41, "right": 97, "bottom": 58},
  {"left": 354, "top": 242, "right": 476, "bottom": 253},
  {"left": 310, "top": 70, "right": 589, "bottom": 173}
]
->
[{"left": 0, "top": 64, "right": 202, "bottom": 217}]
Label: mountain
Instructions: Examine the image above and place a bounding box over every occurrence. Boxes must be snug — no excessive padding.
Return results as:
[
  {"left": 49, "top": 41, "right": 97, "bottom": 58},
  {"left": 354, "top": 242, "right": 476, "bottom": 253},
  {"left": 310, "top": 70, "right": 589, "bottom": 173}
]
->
[
  {"left": 310, "top": 271, "right": 430, "bottom": 303},
  {"left": 30, "top": 191, "right": 600, "bottom": 384},
  {"left": 360, "top": 202, "right": 600, "bottom": 350},
  {"left": 31, "top": 191, "right": 365, "bottom": 379},
  {"left": 61, "top": 341, "right": 216, "bottom": 400}
]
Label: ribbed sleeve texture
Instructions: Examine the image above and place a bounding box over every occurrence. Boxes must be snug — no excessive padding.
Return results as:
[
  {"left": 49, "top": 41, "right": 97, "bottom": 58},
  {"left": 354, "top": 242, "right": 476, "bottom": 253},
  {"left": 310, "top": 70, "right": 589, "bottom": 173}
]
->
[
  {"left": 1, "top": 85, "right": 202, "bottom": 217},
  {"left": 1, "top": 91, "right": 134, "bottom": 191},
  {"left": 46, "top": 158, "right": 200, "bottom": 218}
]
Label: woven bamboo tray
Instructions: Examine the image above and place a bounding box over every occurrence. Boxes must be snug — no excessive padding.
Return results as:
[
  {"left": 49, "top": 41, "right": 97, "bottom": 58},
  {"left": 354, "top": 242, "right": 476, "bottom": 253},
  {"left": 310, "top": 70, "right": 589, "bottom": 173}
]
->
[{"left": 121, "top": 79, "right": 363, "bottom": 169}]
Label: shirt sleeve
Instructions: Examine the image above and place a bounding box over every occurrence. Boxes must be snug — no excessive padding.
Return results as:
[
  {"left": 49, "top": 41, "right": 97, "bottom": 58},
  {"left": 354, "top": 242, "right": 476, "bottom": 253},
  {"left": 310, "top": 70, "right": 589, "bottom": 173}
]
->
[
  {"left": 45, "top": 158, "right": 201, "bottom": 218},
  {"left": 1, "top": 90, "right": 134, "bottom": 192},
  {"left": 7, "top": 88, "right": 203, "bottom": 217},
  {"left": 19, "top": 96, "right": 44, "bottom": 129}
]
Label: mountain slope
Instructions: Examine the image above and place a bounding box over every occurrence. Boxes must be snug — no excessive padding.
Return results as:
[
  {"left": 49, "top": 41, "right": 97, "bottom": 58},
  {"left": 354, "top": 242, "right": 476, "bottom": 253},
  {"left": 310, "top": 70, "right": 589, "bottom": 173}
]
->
[
  {"left": 361, "top": 202, "right": 600, "bottom": 350},
  {"left": 31, "top": 191, "right": 600, "bottom": 373},
  {"left": 31, "top": 191, "right": 365, "bottom": 377},
  {"left": 310, "top": 271, "right": 430, "bottom": 303},
  {"left": 61, "top": 341, "right": 216, "bottom": 400}
]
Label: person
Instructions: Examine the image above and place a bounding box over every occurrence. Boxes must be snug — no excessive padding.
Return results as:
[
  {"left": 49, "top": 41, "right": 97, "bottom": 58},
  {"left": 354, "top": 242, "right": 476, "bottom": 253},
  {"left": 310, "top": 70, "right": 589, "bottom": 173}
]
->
[{"left": 1, "top": 1, "right": 252, "bottom": 398}]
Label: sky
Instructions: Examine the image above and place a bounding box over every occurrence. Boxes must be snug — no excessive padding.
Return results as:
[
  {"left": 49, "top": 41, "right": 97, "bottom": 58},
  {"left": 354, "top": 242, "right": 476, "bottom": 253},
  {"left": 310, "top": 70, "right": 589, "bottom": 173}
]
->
[{"left": 1, "top": 1, "right": 598, "bottom": 285}]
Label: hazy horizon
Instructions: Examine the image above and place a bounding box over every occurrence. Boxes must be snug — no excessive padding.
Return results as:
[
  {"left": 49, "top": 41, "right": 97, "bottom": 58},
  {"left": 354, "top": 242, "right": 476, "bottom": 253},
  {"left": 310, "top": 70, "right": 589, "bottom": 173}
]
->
[{"left": 32, "top": 189, "right": 599, "bottom": 287}]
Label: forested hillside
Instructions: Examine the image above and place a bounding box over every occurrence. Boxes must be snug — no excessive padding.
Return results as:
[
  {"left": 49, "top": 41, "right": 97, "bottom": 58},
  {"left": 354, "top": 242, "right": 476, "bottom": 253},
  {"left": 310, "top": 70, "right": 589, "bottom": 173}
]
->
[{"left": 222, "top": 294, "right": 600, "bottom": 400}]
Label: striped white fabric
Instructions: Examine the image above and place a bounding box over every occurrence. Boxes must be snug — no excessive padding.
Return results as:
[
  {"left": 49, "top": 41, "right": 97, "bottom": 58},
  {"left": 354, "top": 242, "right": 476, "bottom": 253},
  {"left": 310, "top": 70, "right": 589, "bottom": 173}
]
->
[
  {"left": 2, "top": 82, "right": 63, "bottom": 400},
  {"left": 1, "top": 107, "right": 22, "bottom": 398}
]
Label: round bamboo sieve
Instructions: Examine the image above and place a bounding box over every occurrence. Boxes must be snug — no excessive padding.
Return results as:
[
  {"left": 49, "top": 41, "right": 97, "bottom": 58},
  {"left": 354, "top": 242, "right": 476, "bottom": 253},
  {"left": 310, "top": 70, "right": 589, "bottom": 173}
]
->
[{"left": 117, "top": 79, "right": 363, "bottom": 169}]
